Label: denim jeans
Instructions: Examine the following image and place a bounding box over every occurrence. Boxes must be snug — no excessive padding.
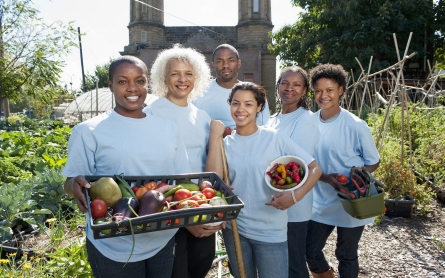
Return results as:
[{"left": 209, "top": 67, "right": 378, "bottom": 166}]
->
[
  {"left": 86, "top": 236, "right": 175, "bottom": 278},
  {"left": 306, "top": 220, "right": 365, "bottom": 278},
  {"left": 288, "top": 221, "right": 310, "bottom": 278},
  {"left": 171, "top": 227, "right": 215, "bottom": 278},
  {"left": 222, "top": 228, "right": 288, "bottom": 278}
]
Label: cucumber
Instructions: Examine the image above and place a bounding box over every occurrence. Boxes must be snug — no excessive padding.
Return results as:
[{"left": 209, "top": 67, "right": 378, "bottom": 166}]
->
[{"left": 177, "top": 183, "right": 200, "bottom": 192}]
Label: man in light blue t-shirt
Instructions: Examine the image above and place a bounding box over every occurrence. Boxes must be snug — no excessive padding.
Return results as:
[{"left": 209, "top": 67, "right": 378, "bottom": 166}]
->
[{"left": 193, "top": 44, "right": 269, "bottom": 132}]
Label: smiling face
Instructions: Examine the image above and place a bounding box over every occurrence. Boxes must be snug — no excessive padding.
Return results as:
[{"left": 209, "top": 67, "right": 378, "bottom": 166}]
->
[
  {"left": 314, "top": 77, "right": 343, "bottom": 119},
  {"left": 278, "top": 71, "right": 308, "bottom": 112},
  {"left": 212, "top": 48, "right": 241, "bottom": 88},
  {"left": 230, "top": 89, "right": 262, "bottom": 135},
  {"left": 108, "top": 62, "right": 148, "bottom": 118},
  {"left": 165, "top": 59, "right": 195, "bottom": 106}
]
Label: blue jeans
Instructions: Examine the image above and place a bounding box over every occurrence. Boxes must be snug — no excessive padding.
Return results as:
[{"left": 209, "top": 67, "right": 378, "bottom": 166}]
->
[
  {"left": 222, "top": 228, "right": 288, "bottom": 278},
  {"left": 86, "top": 236, "right": 175, "bottom": 278},
  {"left": 306, "top": 220, "right": 365, "bottom": 278},
  {"left": 288, "top": 221, "right": 310, "bottom": 278}
]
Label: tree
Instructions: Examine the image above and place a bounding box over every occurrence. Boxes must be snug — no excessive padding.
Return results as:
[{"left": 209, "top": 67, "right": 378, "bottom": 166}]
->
[
  {"left": 82, "top": 58, "right": 112, "bottom": 92},
  {"left": 0, "top": 0, "right": 77, "bottom": 117},
  {"left": 269, "top": 0, "right": 445, "bottom": 76}
]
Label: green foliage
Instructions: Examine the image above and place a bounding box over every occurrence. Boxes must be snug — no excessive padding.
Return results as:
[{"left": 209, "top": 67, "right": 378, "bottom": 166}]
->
[
  {"left": 46, "top": 237, "right": 93, "bottom": 277},
  {"left": 0, "top": 124, "right": 70, "bottom": 184},
  {"left": 367, "top": 105, "right": 445, "bottom": 212},
  {"left": 25, "top": 168, "right": 75, "bottom": 214},
  {"left": 0, "top": 157, "right": 33, "bottom": 184},
  {"left": 270, "top": 0, "right": 444, "bottom": 75},
  {"left": 0, "top": 0, "right": 77, "bottom": 109},
  {"left": 0, "top": 182, "right": 51, "bottom": 241}
]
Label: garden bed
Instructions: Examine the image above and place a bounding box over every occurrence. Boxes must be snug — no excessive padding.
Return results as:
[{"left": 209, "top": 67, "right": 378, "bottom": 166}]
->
[{"left": 1, "top": 198, "right": 444, "bottom": 277}]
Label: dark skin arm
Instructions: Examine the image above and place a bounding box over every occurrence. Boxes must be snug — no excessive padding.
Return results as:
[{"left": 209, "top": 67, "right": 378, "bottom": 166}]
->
[
  {"left": 64, "top": 176, "right": 91, "bottom": 213},
  {"left": 321, "top": 161, "right": 380, "bottom": 189}
]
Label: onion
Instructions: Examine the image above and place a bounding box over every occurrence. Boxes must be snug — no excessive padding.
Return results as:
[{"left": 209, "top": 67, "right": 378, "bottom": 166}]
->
[{"left": 199, "top": 180, "right": 213, "bottom": 191}]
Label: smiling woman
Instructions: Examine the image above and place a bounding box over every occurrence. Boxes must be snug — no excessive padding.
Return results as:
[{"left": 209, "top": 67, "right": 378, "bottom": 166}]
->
[{"left": 143, "top": 44, "right": 218, "bottom": 278}]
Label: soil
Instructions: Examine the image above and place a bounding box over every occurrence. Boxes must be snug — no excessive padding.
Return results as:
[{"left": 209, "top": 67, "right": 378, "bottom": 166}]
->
[
  {"left": 206, "top": 198, "right": 445, "bottom": 277},
  {"left": 3, "top": 199, "right": 444, "bottom": 277}
]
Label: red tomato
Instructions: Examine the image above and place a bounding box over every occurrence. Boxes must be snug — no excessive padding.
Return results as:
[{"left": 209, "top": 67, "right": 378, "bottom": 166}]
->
[
  {"left": 143, "top": 181, "right": 158, "bottom": 191},
  {"left": 191, "top": 193, "right": 207, "bottom": 204},
  {"left": 90, "top": 199, "right": 108, "bottom": 219},
  {"left": 166, "top": 218, "right": 181, "bottom": 225},
  {"left": 337, "top": 174, "right": 348, "bottom": 184},
  {"left": 201, "top": 188, "right": 216, "bottom": 199},
  {"left": 131, "top": 186, "right": 139, "bottom": 194},
  {"left": 174, "top": 189, "right": 192, "bottom": 201}
]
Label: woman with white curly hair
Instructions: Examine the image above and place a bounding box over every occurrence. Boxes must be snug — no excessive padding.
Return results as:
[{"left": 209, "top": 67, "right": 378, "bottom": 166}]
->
[{"left": 144, "top": 44, "right": 218, "bottom": 278}]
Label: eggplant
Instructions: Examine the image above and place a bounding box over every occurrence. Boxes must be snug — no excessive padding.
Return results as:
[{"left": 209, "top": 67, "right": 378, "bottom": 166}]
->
[
  {"left": 112, "top": 197, "right": 139, "bottom": 218},
  {"left": 138, "top": 190, "right": 165, "bottom": 216}
]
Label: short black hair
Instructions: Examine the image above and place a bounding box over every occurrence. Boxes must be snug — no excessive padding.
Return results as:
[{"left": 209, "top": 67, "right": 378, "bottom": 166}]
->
[
  {"left": 212, "top": 44, "right": 240, "bottom": 61},
  {"left": 227, "top": 82, "right": 266, "bottom": 113},
  {"left": 108, "top": 56, "right": 148, "bottom": 81},
  {"left": 309, "top": 64, "right": 348, "bottom": 91}
]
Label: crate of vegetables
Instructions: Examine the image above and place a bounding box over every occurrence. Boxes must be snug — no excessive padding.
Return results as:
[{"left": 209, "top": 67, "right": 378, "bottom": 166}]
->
[{"left": 85, "top": 172, "right": 244, "bottom": 239}]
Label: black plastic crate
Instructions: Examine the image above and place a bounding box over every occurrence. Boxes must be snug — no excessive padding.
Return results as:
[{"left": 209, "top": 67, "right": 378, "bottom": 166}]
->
[
  {"left": 85, "top": 172, "right": 244, "bottom": 239},
  {"left": 384, "top": 197, "right": 416, "bottom": 218}
]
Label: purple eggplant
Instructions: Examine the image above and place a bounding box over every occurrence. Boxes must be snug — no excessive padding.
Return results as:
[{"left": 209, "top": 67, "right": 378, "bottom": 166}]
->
[
  {"left": 112, "top": 197, "right": 139, "bottom": 218},
  {"left": 138, "top": 190, "right": 165, "bottom": 216}
]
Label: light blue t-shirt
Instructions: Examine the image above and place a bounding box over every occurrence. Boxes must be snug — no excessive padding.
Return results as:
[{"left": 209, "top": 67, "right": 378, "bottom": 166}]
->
[
  {"left": 312, "top": 108, "right": 380, "bottom": 227},
  {"left": 145, "top": 98, "right": 210, "bottom": 172},
  {"left": 62, "top": 110, "right": 191, "bottom": 262},
  {"left": 224, "top": 126, "right": 314, "bottom": 243},
  {"left": 193, "top": 79, "right": 270, "bottom": 128},
  {"left": 266, "top": 108, "right": 320, "bottom": 222}
]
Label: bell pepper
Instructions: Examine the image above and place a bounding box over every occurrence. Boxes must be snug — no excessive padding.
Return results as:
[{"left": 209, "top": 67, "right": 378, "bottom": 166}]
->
[
  {"left": 276, "top": 164, "right": 286, "bottom": 178},
  {"left": 267, "top": 163, "right": 279, "bottom": 179},
  {"left": 285, "top": 162, "right": 299, "bottom": 173}
]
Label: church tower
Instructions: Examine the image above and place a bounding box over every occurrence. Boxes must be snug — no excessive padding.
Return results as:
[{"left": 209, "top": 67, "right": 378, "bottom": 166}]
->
[
  {"left": 237, "top": 0, "right": 273, "bottom": 47},
  {"left": 237, "top": 0, "right": 276, "bottom": 111},
  {"left": 123, "top": 0, "right": 165, "bottom": 54},
  {"left": 120, "top": 0, "right": 276, "bottom": 112}
]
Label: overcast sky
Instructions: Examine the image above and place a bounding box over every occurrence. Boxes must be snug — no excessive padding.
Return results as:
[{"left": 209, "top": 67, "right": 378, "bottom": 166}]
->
[{"left": 32, "top": 0, "right": 302, "bottom": 90}]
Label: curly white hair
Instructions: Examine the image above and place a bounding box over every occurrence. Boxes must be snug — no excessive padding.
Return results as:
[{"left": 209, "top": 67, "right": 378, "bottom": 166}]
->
[{"left": 150, "top": 44, "right": 211, "bottom": 101}]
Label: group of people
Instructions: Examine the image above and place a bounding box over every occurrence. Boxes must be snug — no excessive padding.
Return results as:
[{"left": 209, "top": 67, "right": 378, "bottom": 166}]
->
[{"left": 63, "top": 43, "right": 379, "bottom": 278}]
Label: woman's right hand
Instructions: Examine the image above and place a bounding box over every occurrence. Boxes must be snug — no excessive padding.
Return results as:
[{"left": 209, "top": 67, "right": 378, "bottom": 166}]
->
[
  {"left": 209, "top": 119, "right": 226, "bottom": 138},
  {"left": 65, "top": 176, "right": 91, "bottom": 213},
  {"left": 323, "top": 173, "right": 346, "bottom": 189}
]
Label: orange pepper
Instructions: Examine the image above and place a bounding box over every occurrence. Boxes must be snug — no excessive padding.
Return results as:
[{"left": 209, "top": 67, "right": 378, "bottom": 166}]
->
[{"left": 276, "top": 164, "right": 286, "bottom": 179}]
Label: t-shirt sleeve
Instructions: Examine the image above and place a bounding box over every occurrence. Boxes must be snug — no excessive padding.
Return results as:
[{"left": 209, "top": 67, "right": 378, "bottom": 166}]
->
[
  {"left": 62, "top": 127, "right": 96, "bottom": 177},
  {"left": 357, "top": 121, "right": 380, "bottom": 165},
  {"left": 282, "top": 134, "right": 315, "bottom": 166},
  {"left": 290, "top": 121, "right": 320, "bottom": 156}
]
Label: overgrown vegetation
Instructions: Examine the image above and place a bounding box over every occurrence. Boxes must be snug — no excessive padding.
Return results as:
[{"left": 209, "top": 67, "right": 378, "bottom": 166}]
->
[{"left": 368, "top": 104, "right": 444, "bottom": 212}]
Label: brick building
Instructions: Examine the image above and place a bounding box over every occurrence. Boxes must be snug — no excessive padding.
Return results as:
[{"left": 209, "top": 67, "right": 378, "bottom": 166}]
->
[{"left": 120, "top": 0, "right": 277, "bottom": 112}]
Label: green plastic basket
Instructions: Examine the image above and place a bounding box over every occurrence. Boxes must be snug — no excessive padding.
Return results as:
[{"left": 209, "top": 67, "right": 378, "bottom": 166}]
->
[{"left": 338, "top": 189, "right": 385, "bottom": 219}]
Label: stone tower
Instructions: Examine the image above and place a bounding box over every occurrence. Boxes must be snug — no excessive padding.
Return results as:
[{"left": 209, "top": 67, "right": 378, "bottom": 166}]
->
[{"left": 121, "top": 0, "right": 277, "bottom": 112}]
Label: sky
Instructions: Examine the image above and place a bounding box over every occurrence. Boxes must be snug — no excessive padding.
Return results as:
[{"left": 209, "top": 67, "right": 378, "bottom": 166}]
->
[{"left": 32, "top": 0, "right": 302, "bottom": 91}]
